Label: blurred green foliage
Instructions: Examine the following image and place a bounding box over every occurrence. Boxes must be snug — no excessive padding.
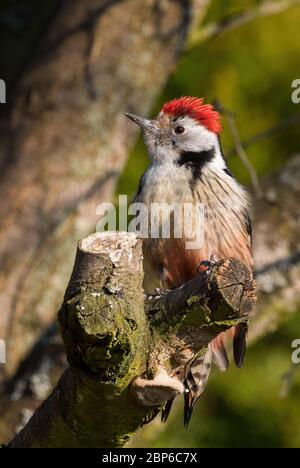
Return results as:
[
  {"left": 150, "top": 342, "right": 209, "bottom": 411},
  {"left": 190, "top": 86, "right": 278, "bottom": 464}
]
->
[
  {"left": 117, "top": 0, "right": 300, "bottom": 197},
  {"left": 118, "top": 1, "right": 300, "bottom": 448},
  {"left": 131, "top": 316, "right": 300, "bottom": 448}
]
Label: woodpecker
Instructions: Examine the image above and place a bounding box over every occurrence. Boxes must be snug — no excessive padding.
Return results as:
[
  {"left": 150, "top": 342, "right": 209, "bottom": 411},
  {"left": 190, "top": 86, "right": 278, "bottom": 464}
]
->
[{"left": 125, "top": 97, "right": 253, "bottom": 426}]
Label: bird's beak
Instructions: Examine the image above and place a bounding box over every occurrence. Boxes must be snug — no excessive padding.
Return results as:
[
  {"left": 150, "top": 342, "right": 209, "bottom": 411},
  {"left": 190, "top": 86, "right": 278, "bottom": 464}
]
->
[{"left": 125, "top": 112, "right": 160, "bottom": 135}]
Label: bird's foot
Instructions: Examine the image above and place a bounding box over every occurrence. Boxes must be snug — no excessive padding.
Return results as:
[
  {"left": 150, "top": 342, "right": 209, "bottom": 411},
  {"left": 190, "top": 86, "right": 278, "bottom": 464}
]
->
[
  {"left": 196, "top": 255, "right": 219, "bottom": 274},
  {"left": 144, "top": 288, "right": 171, "bottom": 301}
]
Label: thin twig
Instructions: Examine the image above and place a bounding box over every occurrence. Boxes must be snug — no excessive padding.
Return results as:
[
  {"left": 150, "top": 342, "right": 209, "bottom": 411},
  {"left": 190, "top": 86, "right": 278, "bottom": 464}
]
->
[
  {"left": 188, "top": 0, "right": 300, "bottom": 49},
  {"left": 280, "top": 363, "right": 298, "bottom": 398},
  {"left": 226, "top": 113, "right": 263, "bottom": 198},
  {"left": 227, "top": 111, "right": 300, "bottom": 158},
  {"left": 215, "top": 101, "right": 264, "bottom": 199},
  {"left": 255, "top": 251, "right": 300, "bottom": 278}
]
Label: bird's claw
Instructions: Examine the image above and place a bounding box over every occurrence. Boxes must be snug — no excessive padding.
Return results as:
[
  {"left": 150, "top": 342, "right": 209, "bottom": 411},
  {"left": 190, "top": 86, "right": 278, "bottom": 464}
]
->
[
  {"left": 144, "top": 288, "right": 171, "bottom": 301},
  {"left": 196, "top": 255, "right": 219, "bottom": 274}
]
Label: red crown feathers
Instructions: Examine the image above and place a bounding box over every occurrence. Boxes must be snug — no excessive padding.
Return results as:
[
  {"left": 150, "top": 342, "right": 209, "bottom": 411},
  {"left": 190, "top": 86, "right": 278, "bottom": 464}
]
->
[{"left": 162, "top": 96, "right": 222, "bottom": 134}]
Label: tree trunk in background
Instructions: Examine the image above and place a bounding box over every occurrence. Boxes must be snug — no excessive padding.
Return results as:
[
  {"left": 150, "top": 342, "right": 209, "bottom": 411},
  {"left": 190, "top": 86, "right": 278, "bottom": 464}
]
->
[
  {"left": 250, "top": 155, "right": 300, "bottom": 341},
  {"left": 0, "top": 0, "right": 210, "bottom": 376},
  {"left": 1, "top": 155, "right": 299, "bottom": 445}
]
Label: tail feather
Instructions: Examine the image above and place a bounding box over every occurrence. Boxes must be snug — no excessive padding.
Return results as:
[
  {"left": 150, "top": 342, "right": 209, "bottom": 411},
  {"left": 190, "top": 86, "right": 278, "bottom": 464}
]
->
[
  {"left": 165, "top": 324, "right": 248, "bottom": 428},
  {"left": 161, "top": 398, "right": 175, "bottom": 423},
  {"left": 183, "top": 345, "right": 213, "bottom": 428},
  {"left": 142, "top": 408, "right": 161, "bottom": 426},
  {"left": 184, "top": 385, "right": 194, "bottom": 429},
  {"left": 212, "top": 334, "right": 229, "bottom": 372},
  {"left": 233, "top": 323, "right": 248, "bottom": 368}
]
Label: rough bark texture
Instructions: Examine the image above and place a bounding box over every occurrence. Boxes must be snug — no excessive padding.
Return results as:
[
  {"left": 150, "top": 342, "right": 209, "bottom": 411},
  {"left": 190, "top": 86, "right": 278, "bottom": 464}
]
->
[
  {"left": 251, "top": 155, "right": 300, "bottom": 341},
  {"left": 0, "top": 0, "right": 210, "bottom": 377},
  {"left": 8, "top": 232, "right": 255, "bottom": 448},
  {"left": 1, "top": 155, "right": 300, "bottom": 446}
]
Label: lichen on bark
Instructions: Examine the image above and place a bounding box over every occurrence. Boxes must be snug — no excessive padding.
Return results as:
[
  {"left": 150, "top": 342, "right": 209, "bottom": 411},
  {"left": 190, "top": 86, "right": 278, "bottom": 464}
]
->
[{"left": 8, "top": 231, "right": 255, "bottom": 448}]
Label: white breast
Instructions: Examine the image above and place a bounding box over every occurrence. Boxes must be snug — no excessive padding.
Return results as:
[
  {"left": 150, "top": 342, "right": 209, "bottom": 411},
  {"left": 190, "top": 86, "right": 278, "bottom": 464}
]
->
[{"left": 136, "top": 160, "right": 194, "bottom": 206}]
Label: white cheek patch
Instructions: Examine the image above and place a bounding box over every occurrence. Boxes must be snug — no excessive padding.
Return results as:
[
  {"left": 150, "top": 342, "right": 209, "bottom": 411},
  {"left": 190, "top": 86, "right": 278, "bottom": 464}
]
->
[
  {"left": 147, "top": 115, "right": 225, "bottom": 170},
  {"left": 176, "top": 117, "right": 217, "bottom": 152}
]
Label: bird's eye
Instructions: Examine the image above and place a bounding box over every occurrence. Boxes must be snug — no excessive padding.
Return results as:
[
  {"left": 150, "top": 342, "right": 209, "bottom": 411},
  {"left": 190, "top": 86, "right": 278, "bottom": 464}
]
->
[{"left": 174, "top": 126, "right": 185, "bottom": 135}]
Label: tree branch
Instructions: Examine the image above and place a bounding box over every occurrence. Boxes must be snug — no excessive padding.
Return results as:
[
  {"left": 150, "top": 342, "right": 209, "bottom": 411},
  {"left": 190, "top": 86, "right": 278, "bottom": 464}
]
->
[
  {"left": 8, "top": 233, "right": 255, "bottom": 448},
  {"left": 214, "top": 101, "right": 263, "bottom": 199},
  {"left": 250, "top": 155, "right": 300, "bottom": 342},
  {"left": 189, "top": 0, "right": 300, "bottom": 49},
  {"left": 3, "top": 156, "right": 300, "bottom": 445},
  {"left": 226, "top": 111, "right": 300, "bottom": 158},
  {"left": 0, "top": 0, "right": 208, "bottom": 379}
]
